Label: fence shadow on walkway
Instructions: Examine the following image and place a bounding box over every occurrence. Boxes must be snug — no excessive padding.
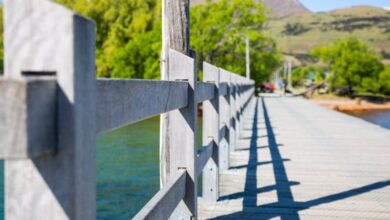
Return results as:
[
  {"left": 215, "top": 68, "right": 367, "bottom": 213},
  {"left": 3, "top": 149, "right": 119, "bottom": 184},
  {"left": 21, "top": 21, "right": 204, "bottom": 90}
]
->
[{"left": 211, "top": 97, "right": 390, "bottom": 220}]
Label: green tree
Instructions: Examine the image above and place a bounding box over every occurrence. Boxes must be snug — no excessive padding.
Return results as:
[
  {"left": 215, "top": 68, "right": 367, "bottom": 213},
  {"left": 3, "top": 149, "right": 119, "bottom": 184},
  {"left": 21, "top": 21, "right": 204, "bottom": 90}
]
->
[
  {"left": 191, "top": 0, "right": 281, "bottom": 84},
  {"left": 379, "top": 66, "right": 390, "bottom": 95},
  {"left": 314, "top": 68, "right": 326, "bottom": 84},
  {"left": 312, "top": 37, "right": 384, "bottom": 94},
  {"left": 291, "top": 65, "right": 315, "bottom": 87},
  {"left": 55, "top": 0, "right": 161, "bottom": 78}
]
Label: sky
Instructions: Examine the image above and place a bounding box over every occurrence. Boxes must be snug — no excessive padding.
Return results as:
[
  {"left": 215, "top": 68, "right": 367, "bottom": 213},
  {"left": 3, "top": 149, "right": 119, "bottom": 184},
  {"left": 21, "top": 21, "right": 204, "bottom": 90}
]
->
[{"left": 300, "top": 0, "right": 390, "bottom": 12}]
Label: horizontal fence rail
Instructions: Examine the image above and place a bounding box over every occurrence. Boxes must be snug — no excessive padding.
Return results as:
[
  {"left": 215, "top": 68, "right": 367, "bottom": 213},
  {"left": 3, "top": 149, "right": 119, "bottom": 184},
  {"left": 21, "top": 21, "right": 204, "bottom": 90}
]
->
[
  {"left": 196, "top": 142, "right": 214, "bottom": 177},
  {"left": 133, "top": 170, "right": 187, "bottom": 220},
  {"left": 197, "top": 82, "right": 215, "bottom": 103},
  {"left": 96, "top": 79, "right": 188, "bottom": 133},
  {"left": 0, "top": 1, "right": 255, "bottom": 219}
]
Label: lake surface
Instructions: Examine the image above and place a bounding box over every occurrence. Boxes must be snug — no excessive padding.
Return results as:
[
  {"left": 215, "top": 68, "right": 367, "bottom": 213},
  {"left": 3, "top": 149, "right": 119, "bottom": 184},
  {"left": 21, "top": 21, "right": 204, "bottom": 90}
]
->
[
  {"left": 0, "top": 110, "right": 388, "bottom": 219},
  {"left": 345, "top": 110, "right": 390, "bottom": 130},
  {"left": 97, "top": 115, "right": 203, "bottom": 219},
  {"left": 96, "top": 116, "right": 161, "bottom": 219}
]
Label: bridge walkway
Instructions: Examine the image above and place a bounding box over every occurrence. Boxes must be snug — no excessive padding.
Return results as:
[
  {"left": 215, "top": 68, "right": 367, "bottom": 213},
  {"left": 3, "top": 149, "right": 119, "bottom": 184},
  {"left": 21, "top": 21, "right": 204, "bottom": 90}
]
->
[{"left": 199, "top": 96, "right": 390, "bottom": 219}]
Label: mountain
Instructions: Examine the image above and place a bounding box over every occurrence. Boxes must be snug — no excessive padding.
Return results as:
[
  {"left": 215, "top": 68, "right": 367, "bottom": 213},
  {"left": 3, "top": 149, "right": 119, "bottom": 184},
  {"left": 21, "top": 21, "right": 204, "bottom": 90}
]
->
[
  {"left": 191, "top": 0, "right": 311, "bottom": 17},
  {"left": 266, "top": 6, "right": 390, "bottom": 65},
  {"left": 263, "top": 0, "right": 310, "bottom": 17}
]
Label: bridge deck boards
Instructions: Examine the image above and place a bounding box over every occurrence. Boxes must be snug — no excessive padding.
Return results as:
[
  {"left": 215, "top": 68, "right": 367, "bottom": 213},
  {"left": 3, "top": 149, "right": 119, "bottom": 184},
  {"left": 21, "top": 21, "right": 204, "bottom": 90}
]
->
[{"left": 198, "top": 97, "right": 390, "bottom": 219}]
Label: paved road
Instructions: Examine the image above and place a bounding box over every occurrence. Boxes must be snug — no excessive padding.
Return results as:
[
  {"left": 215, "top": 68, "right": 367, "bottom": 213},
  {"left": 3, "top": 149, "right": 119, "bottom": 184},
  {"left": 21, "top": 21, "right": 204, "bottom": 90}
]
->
[{"left": 199, "top": 96, "right": 390, "bottom": 219}]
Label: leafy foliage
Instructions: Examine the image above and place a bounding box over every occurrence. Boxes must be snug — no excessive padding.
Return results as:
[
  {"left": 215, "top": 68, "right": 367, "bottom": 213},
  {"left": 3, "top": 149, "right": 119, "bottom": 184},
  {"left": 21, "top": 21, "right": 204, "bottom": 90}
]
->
[
  {"left": 379, "top": 66, "right": 390, "bottom": 95},
  {"left": 55, "top": 0, "right": 161, "bottom": 78},
  {"left": 291, "top": 65, "right": 325, "bottom": 87},
  {"left": 291, "top": 66, "right": 310, "bottom": 87},
  {"left": 312, "top": 37, "right": 385, "bottom": 94},
  {"left": 191, "top": 0, "right": 281, "bottom": 84},
  {"left": 61, "top": 0, "right": 281, "bottom": 82}
]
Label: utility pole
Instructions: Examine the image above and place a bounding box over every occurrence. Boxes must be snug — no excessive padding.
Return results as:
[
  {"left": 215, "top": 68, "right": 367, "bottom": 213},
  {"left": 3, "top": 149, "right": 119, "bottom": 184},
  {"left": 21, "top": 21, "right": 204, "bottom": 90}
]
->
[{"left": 246, "top": 36, "right": 250, "bottom": 79}]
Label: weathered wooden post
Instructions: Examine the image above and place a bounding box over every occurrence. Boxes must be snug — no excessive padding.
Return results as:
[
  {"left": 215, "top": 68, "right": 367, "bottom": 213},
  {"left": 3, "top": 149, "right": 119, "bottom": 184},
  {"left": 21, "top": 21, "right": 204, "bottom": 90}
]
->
[
  {"left": 3, "top": 0, "right": 96, "bottom": 219},
  {"left": 234, "top": 75, "right": 241, "bottom": 145},
  {"left": 160, "top": 0, "right": 190, "bottom": 185},
  {"left": 202, "top": 62, "right": 220, "bottom": 201},
  {"left": 219, "top": 69, "right": 231, "bottom": 169},
  {"left": 229, "top": 74, "right": 237, "bottom": 152},
  {"left": 166, "top": 49, "right": 197, "bottom": 219}
]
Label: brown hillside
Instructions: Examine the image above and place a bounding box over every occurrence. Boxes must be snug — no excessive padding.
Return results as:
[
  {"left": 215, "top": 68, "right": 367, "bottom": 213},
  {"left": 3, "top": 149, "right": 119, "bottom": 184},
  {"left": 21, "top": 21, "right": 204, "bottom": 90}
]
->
[{"left": 191, "top": 0, "right": 311, "bottom": 17}]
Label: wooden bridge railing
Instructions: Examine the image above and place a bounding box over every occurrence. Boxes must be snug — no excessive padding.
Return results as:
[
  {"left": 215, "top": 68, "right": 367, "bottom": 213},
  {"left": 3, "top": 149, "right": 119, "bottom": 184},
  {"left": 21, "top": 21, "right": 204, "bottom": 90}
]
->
[{"left": 0, "top": 1, "right": 254, "bottom": 219}]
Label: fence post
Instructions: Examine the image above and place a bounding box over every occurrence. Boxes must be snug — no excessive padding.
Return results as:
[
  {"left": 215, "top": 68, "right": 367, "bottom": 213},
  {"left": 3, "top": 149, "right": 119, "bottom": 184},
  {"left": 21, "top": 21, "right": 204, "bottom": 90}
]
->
[
  {"left": 229, "top": 74, "right": 237, "bottom": 152},
  {"left": 3, "top": 1, "right": 96, "bottom": 219},
  {"left": 234, "top": 76, "right": 241, "bottom": 146},
  {"left": 202, "top": 62, "right": 220, "bottom": 202},
  {"left": 219, "top": 70, "right": 231, "bottom": 170},
  {"left": 239, "top": 78, "right": 245, "bottom": 131},
  {"left": 160, "top": 0, "right": 191, "bottom": 187},
  {"left": 166, "top": 49, "right": 197, "bottom": 219}
]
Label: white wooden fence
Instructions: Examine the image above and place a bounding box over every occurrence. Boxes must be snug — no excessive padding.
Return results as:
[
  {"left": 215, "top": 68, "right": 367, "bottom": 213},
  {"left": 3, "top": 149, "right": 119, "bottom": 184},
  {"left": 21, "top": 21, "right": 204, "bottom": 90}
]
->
[{"left": 0, "top": 0, "right": 255, "bottom": 219}]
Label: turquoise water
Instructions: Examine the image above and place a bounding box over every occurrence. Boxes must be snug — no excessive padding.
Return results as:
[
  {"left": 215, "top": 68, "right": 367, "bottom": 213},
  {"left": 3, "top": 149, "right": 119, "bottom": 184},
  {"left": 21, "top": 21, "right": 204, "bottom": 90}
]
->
[
  {"left": 99, "top": 116, "right": 203, "bottom": 218},
  {"left": 96, "top": 117, "right": 161, "bottom": 219}
]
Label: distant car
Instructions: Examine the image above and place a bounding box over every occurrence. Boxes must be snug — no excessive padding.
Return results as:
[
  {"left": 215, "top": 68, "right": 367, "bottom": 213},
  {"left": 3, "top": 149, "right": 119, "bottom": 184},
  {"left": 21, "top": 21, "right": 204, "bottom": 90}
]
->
[{"left": 261, "top": 82, "right": 275, "bottom": 93}]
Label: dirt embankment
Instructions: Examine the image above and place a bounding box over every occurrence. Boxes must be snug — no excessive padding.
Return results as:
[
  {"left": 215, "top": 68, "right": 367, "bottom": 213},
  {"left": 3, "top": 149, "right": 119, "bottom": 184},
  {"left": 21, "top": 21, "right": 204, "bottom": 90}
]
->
[{"left": 312, "top": 98, "right": 390, "bottom": 112}]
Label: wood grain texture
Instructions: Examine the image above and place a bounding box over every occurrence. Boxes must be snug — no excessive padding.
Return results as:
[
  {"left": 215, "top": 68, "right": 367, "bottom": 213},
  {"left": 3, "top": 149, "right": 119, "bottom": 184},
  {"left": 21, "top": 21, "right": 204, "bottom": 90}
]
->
[
  {"left": 133, "top": 170, "right": 187, "bottom": 220},
  {"left": 0, "top": 77, "right": 57, "bottom": 159},
  {"left": 96, "top": 79, "right": 188, "bottom": 133},
  {"left": 197, "top": 82, "right": 215, "bottom": 103},
  {"left": 202, "top": 62, "right": 220, "bottom": 202},
  {"left": 165, "top": 49, "right": 197, "bottom": 219},
  {"left": 199, "top": 97, "right": 390, "bottom": 219},
  {"left": 160, "top": 0, "right": 191, "bottom": 199},
  {"left": 4, "top": 1, "right": 97, "bottom": 219},
  {"left": 196, "top": 142, "right": 214, "bottom": 177},
  {"left": 219, "top": 83, "right": 228, "bottom": 96},
  {"left": 219, "top": 69, "right": 231, "bottom": 170}
]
